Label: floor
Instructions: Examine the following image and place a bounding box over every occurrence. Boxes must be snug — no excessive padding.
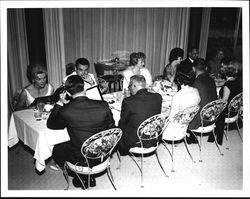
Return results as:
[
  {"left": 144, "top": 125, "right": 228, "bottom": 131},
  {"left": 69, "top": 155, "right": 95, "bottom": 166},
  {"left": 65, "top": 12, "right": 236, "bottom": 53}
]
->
[{"left": 5, "top": 127, "right": 250, "bottom": 197}]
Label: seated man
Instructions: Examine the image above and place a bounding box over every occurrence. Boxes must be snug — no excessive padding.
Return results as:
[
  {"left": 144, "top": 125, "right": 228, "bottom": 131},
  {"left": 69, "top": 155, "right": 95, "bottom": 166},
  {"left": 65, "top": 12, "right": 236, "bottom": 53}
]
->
[
  {"left": 187, "top": 58, "right": 218, "bottom": 144},
  {"left": 63, "top": 57, "right": 97, "bottom": 90},
  {"left": 54, "top": 58, "right": 98, "bottom": 102},
  {"left": 118, "top": 75, "right": 162, "bottom": 155},
  {"left": 47, "top": 75, "right": 115, "bottom": 189},
  {"left": 162, "top": 75, "right": 201, "bottom": 140}
]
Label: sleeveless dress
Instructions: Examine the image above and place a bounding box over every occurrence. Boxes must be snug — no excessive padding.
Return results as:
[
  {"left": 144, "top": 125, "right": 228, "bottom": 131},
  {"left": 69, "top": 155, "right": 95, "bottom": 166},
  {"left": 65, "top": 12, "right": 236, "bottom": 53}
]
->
[{"left": 25, "top": 84, "right": 53, "bottom": 106}]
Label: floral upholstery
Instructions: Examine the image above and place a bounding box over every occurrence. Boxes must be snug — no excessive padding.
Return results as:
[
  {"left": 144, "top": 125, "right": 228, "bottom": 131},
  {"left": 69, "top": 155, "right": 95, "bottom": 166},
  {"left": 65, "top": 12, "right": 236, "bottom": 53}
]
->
[
  {"left": 81, "top": 128, "right": 122, "bottom": 159},
  {"left": 201, "top": 99, "right": 227, "bottom": 122},
  {"left": 172, "top": 105, "right": 200, "bottom": 125},
  {"left": 228, "top": 92, "right": 242, "bottom": 113},
  {"left": 137, "top": 114, "right": 167, "bottom": 140}
]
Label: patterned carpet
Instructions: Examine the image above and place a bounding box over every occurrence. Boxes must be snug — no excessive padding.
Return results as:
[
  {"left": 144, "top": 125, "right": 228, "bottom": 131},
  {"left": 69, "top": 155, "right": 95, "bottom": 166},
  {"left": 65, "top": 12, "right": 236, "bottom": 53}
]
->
[{"left": 5, "top": 127, "right": 249, "bottom": 197}]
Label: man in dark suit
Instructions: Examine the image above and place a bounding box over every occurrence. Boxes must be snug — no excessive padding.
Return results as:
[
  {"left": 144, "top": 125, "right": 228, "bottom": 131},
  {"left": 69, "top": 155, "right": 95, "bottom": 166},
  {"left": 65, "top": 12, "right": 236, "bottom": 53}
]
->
[
  {"left": 118, "top": 75, "right": 162, "bottom": 155},
  {"left": 177, "top": 47, "right": 199, "bottom": 85},
  {"left": 47, "top": 75, "right": 115, "bottom": 189},
  {"left": 187, "top": 58, "right": 217, "bottom": 144}
]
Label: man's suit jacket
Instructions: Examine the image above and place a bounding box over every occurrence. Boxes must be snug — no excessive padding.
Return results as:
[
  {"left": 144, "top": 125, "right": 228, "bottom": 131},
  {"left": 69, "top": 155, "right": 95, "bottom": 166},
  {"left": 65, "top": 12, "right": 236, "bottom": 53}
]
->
[
  {"left": 118, "top": 89, "right": 162, "bottom": 153},
  {"left": 188, "top": 73, "right": 217, "bottom": 130},
  {"left": 47, "top": 96, "right": 115, "bottom": 153}
]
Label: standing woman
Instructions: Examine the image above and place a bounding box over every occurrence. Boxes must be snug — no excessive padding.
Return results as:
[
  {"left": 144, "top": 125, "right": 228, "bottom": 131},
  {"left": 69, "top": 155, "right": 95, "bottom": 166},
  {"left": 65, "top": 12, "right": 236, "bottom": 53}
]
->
[
  {"left": 163, "top": 47, "right": 184, "bottom": 90},
  {"left": 122, "top": 52, "right": 152, "bottom": 91},
  {"left": 15, "top": 63, "right": 54, "bottom": 111}
]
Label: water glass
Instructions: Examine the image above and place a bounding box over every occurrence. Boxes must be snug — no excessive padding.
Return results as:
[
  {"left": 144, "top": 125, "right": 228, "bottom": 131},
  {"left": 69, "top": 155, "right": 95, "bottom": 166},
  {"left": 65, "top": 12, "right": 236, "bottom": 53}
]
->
[{"left": 34, "top": 110, "right": 42, "bottom": 121}]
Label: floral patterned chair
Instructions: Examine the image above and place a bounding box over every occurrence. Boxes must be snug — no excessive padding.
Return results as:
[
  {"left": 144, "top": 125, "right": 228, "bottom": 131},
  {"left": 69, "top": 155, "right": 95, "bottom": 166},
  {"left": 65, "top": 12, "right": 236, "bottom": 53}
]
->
[
  {"left": 224, "top": 92, "right": 243, "bottom": 149},
  {"left": 63, "top": 128, "right": 122, "bottom": 190},
  {"left": 128, "top": 113, "right": 168, "bottom": 188},
  {"left": 189, "top": 99, "right": 227, "bottom": 162},
  {"left": 161, "top": 105, "right": 200, "bottom": 172}
]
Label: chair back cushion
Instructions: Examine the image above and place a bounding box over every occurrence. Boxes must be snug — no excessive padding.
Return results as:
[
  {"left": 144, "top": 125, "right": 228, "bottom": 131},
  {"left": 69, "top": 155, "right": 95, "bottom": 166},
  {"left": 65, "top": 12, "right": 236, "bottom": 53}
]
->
[
  {"left": 200, "top": 99, "right": 227, "bottom": 122},
  {"left": 228, "top": 92, "right": 242, "bottom": 113},
  {"left": 81, "top": 128, "right": 122, "bottom": 160}
]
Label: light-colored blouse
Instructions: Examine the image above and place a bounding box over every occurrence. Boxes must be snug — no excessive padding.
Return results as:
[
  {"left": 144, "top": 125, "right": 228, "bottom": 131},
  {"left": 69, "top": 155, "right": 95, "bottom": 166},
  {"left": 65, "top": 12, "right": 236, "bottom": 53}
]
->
[
  {"left": 25, "top": 84, "right": 53, "bottom": 106},
  {"left": 122, "top": 67, "right": 152, "bottom": 91}
]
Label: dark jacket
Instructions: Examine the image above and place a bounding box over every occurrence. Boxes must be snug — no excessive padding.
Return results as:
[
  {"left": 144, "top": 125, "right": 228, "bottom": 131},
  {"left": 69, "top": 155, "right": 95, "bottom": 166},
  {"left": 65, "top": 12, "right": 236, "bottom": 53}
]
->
[
  {"left": 47, "top": 96, "right": 115, "bottom": 150},
  {"left": 188, "top": 73, "right": 217, "bottom": 130},
  {"left": 118, "top": 88, "right": 162, "bottom": 154}
]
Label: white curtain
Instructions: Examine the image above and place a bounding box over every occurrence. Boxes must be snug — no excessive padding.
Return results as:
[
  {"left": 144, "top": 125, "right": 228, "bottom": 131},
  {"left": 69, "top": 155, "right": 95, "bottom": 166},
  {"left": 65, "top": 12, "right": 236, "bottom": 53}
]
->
[
  {"left": 7, "top": 9, "right": 29, "bottom": 117},
  {"left": 199, "top": 8, "right": 211, "bottom": 59},
  {"left": 43, "top": 8, "right": 190, "bottom": 85},
  {"left": 43, "top": 8, "right": 66, "bottom": 89}
]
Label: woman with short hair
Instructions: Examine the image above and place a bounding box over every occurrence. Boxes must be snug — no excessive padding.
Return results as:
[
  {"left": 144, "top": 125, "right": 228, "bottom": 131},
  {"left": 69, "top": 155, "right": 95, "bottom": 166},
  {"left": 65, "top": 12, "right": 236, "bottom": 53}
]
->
[{"left": 15, "top": 63, "right": 54, "bottom": 110}]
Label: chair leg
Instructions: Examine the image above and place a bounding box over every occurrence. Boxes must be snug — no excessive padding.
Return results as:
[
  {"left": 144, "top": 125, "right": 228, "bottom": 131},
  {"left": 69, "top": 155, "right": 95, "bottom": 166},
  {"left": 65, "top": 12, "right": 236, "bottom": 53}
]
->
[
  {"left": 75, "top": 172, "right": 87, "bottom": 190},
  {"left": 129, "top": 152, "right": 143, "bottom": 188},
  {"left": 155, "top": 151, "right": 168, "bottom": 177},
  {"left": 212, "top": 129, "right": 224, "bottom": 156},
  {"left": 183, "top": 137, "right": 196, "bottom": 163},
  {"left": 236, "top": 120, "right": 243, "bottom": 142},
  {"left": 162, "top": 140, "right": 174, "bottom": 171},
  {"left": 107, "top": 166, "right": 117, "bottom": 190},
  {"left": 116, "top": 150, "right": 121, "bottom": 169},
  {"left": 63, "top": 164, "right": 70, "bottom": 190},
  {"left": 224, "top": 123, "right": 229, "bottom": 150}
]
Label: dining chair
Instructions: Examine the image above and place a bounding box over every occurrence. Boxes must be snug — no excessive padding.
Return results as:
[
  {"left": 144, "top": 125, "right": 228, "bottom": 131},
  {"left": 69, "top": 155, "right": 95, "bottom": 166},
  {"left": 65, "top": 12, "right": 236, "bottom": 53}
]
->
[
  {"left": 63, "top": 128, "right": 122, "bottom": 190},
  {"left": 94, "top": 63, "right": 123, "bottom": 92},
  {"left": 188, "top": 99, "right": 227, "bottom": 162},
  {"left": 224, "top": 92, "right": 243, "bottom": 149},
  {"left": 161, "top": 105, "right": 200, "bottom": 172},
  {"left": 128, "top": 113, "right": 168, "bottom": 188}
]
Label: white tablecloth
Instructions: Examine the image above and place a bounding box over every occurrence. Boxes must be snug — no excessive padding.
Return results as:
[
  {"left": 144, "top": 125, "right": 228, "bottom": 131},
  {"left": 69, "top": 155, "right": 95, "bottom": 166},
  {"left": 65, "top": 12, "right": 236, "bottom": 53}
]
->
[{"left": 8, "top": 109, "right": 70, "bottom": 172}]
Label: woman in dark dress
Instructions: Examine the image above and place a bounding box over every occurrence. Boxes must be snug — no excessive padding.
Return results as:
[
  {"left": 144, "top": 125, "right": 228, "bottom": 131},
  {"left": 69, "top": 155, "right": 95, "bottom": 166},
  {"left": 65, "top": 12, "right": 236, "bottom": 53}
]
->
[{"left": 208, "top": 61, "right": 242, "bottom": 145}]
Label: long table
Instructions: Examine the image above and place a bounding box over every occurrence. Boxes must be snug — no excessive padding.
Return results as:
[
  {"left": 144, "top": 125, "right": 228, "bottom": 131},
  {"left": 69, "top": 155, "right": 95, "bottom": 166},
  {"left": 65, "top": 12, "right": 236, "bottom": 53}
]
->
[{"left": 8, "top": 109, "right": 70, "bottom": 172}]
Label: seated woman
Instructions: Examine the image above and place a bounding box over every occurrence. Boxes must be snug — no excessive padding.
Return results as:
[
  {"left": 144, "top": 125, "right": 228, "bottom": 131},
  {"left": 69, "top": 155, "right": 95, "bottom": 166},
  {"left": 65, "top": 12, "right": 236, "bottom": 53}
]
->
[
  {"left": 163, "top": 47, "right": 184, "bottom": 91},
  {"left": 15, "top": 63, "right": 54, "bottom": 111},
  {"left": 207, "top": 60, "right": 242, "bottom": 144},
  {"left": 162, "top": 75, "right": 200, "bottom": 140},
  {"left": 122, "top": 52, "right": 152, "bottom": 91}
]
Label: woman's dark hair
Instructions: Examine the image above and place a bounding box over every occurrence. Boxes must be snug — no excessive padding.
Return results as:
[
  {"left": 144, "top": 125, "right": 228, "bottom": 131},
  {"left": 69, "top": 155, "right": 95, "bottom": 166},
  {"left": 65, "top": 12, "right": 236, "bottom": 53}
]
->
[
  {"left": 64, "top": 75, "right": 84, "bottom": 95},
  {"left": 26, "top": 63, "right": 47, "bottom": 83},
  {"left": 169, "top": 48, "right": 184, "bottom": 63}
]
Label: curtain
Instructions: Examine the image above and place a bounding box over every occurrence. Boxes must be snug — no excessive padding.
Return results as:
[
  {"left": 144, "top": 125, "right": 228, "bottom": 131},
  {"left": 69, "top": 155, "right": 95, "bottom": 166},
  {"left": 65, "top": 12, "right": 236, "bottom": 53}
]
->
[
  {"left": 43, "top": 9, "right": 66, "bottom": 89},
  {"left": 199, "top": 8, "right": 211, "bottom": 59},
  {"left": 43, "top": 8, "right": 190, "bottom": 86},
  {"left": 7, "top": 9, "right": 29, "bottom": 117}
]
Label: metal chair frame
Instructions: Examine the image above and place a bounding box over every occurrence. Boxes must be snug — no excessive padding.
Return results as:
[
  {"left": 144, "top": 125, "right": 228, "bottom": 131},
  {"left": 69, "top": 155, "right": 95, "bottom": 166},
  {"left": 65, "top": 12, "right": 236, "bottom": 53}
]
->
[
  {"left": 63, "top": 128, "right": 122, "bottom": 190},
  {"left": 161, "top": 105, "right": 200, "bottom": 172},
  {"left": 128, "top": 113, "right": 169, "bottom": 188},
  {"left": 224, "top": 92, "right": 243, "bottom": 149},
  {"left": 189, "top": 99, "right": 227, "bottom": 162}
]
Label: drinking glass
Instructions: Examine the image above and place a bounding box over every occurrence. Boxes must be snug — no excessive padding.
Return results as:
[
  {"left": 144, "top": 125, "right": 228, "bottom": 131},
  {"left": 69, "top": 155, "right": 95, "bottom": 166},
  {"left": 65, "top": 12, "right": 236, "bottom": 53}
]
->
[{"left": 34, "top": 110, "right": 42, "bottom": 121}]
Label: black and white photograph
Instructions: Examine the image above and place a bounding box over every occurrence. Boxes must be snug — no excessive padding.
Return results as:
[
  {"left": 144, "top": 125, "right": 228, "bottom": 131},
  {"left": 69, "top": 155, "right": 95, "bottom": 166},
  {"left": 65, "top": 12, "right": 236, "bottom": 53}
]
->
[{"left": 1, "top": 0, "right": 250, "bottom": 197}]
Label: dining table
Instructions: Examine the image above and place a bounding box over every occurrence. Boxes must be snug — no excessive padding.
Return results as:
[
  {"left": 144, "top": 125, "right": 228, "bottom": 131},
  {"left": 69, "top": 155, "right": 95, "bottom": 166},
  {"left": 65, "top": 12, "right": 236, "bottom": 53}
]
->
[{"left": 8, "top": 109, "right": 70, "bottom": 172}]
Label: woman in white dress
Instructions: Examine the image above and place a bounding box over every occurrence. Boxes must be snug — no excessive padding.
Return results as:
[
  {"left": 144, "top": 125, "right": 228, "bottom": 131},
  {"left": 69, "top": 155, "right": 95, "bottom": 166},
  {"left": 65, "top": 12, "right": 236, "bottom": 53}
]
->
[
  {"left": 15, "top": 63, "right": 54, "bottom": 110},
  {"left": 122, "top": 52, "right": 152, "bottom": 91}
]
